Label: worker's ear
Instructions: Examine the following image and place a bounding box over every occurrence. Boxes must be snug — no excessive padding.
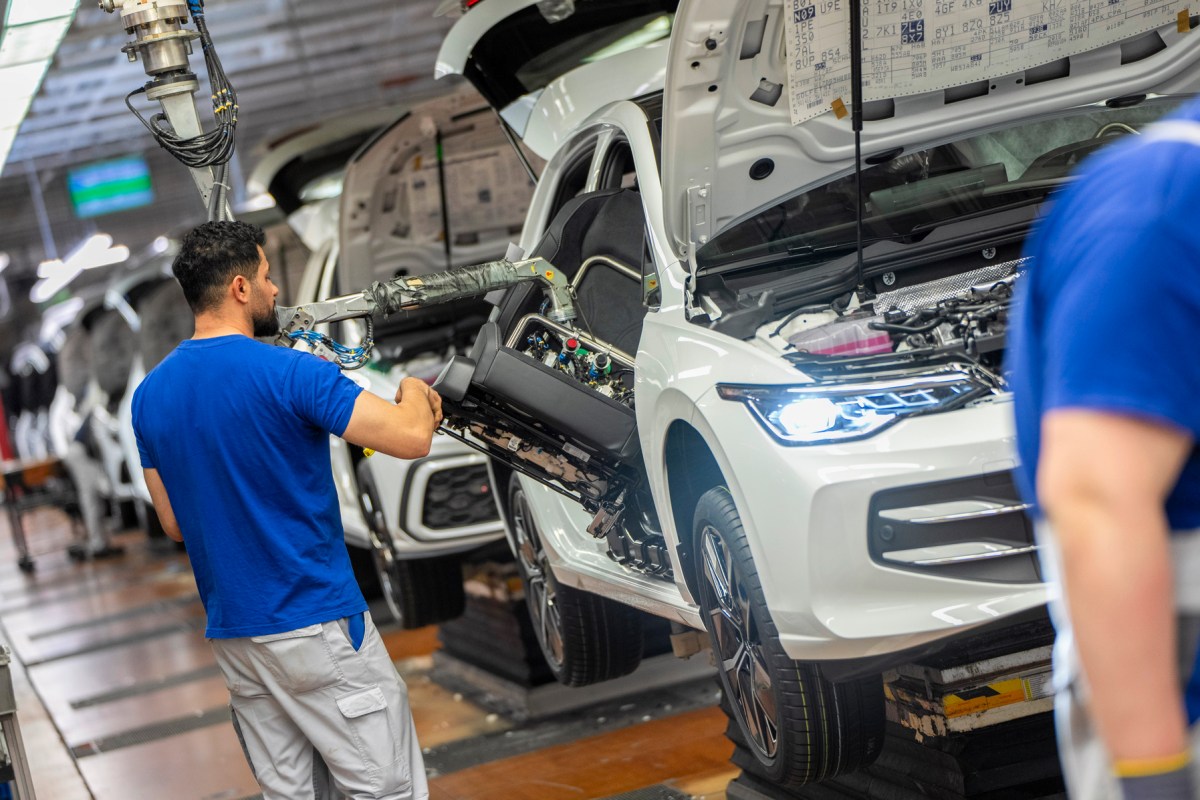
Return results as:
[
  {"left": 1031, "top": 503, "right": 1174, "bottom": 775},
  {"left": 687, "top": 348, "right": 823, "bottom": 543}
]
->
[{"left": 230, "top": 274, "right": 251, "bottom": 306}]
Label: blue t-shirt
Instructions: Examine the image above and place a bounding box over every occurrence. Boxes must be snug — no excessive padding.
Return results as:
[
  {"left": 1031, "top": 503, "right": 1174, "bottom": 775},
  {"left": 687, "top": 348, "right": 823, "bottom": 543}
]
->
[
  {"left": 1010, "top": 100, "right": 1200, "bottom": 724},
  {"left": 132, "top": 335, "right": 366, "bottom": 638},
  {"left": 1010, "top": 98, "right": 1200, "bottom": 530}
]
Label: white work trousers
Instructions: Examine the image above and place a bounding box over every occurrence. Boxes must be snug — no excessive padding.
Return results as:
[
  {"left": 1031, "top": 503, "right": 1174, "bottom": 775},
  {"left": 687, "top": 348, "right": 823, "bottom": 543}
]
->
[
  {"left": 62, "top": 441, "right": 110, "bottom": 552},
  {"left": 1036, "top": 523, "right": 1200, "bottom": 799},
  {"left": 210, "top": 613, "right": 429, "bottom": 800}
]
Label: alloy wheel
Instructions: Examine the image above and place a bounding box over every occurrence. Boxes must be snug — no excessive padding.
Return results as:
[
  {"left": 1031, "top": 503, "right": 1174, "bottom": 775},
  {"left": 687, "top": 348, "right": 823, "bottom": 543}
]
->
[
  {"left": 363, "top": 486, "right": 405, "bottom": 625},
  {"left": 510, "top": 487, "right": 565, "bottom": 668},
  {"left": 699, "top": 525, "right": 779, "bottom": 760}
]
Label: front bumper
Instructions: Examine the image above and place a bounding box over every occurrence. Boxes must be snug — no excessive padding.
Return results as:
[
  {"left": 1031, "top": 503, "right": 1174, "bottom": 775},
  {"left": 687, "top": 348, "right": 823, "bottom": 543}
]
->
[
  {"left": 373, "top": 432, "right": 505, "bottom": 556},
  {"left": 694, "top": 391, "right": 1047, "bottom": 663}
]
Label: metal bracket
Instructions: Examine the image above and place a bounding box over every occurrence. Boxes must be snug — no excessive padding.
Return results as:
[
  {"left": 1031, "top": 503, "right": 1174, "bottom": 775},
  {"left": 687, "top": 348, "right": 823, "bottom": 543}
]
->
[{"left": 686, "top": 184, "right": 713, "bottom": 247}]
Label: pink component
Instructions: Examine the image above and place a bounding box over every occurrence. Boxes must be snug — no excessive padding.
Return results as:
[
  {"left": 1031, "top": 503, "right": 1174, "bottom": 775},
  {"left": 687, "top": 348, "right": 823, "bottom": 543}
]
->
[{"left": 787, "top": 317, "right": 893, "bottom": 357}]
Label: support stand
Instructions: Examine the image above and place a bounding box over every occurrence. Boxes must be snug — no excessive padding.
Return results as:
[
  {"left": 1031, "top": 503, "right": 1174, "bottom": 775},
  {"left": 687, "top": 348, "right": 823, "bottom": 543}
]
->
[
  {"left": 432, "top": 563, "right": 714, "bottom": 721},
  {"left": 727, "top": 713, "right": 1061, "bottom": 800},
  {"left": 0, "top": 647, "right": 37, "bottom": 799},
  {"left": 2, "top": 458, "right": 81, "bottom": 573},
  {"left": 729, "top": 614, "right": 1063, "bottom": 800}
]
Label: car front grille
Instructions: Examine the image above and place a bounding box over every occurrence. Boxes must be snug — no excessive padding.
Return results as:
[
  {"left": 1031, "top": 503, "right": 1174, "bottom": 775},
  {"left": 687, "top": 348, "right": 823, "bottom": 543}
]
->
[{"left": 421, "top": 464, "right": 498, "bottom": 530}]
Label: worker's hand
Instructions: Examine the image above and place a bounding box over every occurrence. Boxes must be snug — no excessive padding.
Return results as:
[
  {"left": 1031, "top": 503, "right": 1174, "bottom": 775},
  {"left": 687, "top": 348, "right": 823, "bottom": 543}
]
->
[
  {"left": 394, "top": 376, "right": 431, "bottom": 405},
  {"left": 428, "top": 387, "right": 443, "bottom": 427}
]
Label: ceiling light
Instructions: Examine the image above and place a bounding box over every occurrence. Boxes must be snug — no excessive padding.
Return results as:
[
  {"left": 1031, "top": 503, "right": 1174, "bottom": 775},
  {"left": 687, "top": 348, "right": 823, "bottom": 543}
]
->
[
  {"left": 4, "top": 0, "right": 79, "bottom": 27},
  {"left": 30, "top": 264, "right": 82, "bottom": 303},
  {"left": 0, "top": 16, "right": 71, "bottom": 67},
  {"left": 0, "top": 61, "right": 48, "bottom": 111},
  {"left": 0, "top": 1, "right": 79, "bottom": 174},
  {"left": 37, "top": 233, "right": 129, "bottom": 278}
]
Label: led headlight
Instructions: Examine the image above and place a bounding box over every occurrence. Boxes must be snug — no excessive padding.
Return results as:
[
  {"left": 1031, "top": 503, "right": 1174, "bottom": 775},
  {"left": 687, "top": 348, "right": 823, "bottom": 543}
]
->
[{"left": 717, "top": 370, "right": 988, "bottom": 445}]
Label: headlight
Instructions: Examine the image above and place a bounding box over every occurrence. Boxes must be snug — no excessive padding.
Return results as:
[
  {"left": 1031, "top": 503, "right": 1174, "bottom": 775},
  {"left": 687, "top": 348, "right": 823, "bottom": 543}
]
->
[{"left": 717, "top": 371, "right": 988, "bottom": 445}]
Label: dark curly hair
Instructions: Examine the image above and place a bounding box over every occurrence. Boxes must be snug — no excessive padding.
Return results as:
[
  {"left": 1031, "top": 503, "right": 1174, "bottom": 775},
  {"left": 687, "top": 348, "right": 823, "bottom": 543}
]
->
[{"left": 172, "top": 221, "right": 267, "bottom": 313}]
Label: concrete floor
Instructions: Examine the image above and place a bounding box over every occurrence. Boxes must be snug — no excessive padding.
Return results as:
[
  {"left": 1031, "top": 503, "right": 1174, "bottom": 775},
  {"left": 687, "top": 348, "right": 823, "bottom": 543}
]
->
[{"left": 0, "top": 506, "right": 739, "bottom": 799}]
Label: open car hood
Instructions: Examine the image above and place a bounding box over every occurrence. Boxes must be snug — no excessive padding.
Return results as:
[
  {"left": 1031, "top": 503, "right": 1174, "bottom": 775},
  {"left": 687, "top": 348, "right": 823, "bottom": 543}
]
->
[
  {"left": 338, "top": 86, "right": 543, "bottom": 291},
  {"left": 434, "top": 0, "right": 675, "bottom": 159},
  {"left": 662, "top": 0, "right": 1200, "bottom": 260},
  {"left": 246, "top": 106, "right": 405, "bottom": 215}
]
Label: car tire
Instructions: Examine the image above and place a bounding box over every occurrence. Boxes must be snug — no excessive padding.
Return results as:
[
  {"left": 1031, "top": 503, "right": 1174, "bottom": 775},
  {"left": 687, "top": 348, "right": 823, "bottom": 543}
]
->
[
  {"left": 356, "top": 460, "right": 465, "bottom": 629},
  {"left": 692, "top": 486, "right": 884, "bottom": 787},
  {"left": 508, "top": 475, "right": 643, "bottom": 687}
]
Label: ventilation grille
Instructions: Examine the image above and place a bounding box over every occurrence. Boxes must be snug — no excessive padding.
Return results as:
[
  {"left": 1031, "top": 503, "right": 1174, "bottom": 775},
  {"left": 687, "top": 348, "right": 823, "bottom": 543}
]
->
[{"left": 421, "top": 464, "right": 497, "bottom": 530}]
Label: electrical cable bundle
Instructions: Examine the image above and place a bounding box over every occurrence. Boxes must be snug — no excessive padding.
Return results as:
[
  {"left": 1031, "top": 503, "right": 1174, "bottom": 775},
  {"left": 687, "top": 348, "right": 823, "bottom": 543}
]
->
[
  {"left": 286, "top": 316, "right": 376, "bottom": 370},
  {"left": 124, "top": 0, "right": 238, "bottom": 170}
]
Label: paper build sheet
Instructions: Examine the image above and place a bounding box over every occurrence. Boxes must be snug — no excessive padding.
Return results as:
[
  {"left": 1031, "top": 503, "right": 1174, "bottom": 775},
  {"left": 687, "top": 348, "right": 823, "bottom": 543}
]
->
[{"left": 784, "top": 0, "right": 1187, "bottom": 124}]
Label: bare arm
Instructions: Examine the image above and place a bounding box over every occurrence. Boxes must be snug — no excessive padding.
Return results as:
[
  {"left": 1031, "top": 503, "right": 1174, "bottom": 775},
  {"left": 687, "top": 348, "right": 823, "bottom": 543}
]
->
[
  {"left": 1038, "top": 409, "right": 1192, "bottom": 763},
  {"left": 340, "top": 376, "right": 443, "bottom": 460},
  {"left": 143, "top": 468, "right": 183, "bottom": 542}
]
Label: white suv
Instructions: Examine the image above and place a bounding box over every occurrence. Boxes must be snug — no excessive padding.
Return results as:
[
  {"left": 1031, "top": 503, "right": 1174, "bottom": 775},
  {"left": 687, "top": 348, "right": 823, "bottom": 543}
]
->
[{"left": 432, "top": 0, "right": 1200, "bottom": 785}]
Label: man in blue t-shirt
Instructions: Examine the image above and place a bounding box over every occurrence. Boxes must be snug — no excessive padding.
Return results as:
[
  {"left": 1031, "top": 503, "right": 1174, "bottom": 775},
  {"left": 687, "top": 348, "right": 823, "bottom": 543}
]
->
[
  {"left": 133, "top": 221, "right": 440, "bottom": 800},
  {"left": 1010, "top": 97, "right": 1200, "bottom": 800}
]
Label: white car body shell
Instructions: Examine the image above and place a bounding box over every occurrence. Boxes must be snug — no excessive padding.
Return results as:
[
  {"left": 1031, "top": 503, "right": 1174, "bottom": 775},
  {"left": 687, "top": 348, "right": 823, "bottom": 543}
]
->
[{"left": 439, "top": 0, "right": 1200, "bottom": 661}]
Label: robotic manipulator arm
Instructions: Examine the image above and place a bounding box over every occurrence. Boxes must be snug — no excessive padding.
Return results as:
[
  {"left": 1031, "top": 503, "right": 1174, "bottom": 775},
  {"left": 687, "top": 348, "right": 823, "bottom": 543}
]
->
[
  {"left": 101, "top": 0, "right": 238, "bottom": 222},
  {"left": 273, "top": 257, "right": 574, "bottom": 369}
]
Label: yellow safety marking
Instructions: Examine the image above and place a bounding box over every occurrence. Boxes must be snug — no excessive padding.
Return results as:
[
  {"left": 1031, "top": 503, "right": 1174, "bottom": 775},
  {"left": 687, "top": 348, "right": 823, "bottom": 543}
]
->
[
  {"left": 545, "top": 270, "right": 555, "bottom": 280},
  {"left": 943, "top": 677, "right": 1029, "bottom": 718},
  {"left": 1179, "top": 9, "right": 1192, "bottom": 32},
  {"left": 832, "top": 98, "right": 849, "bottom": 120}
]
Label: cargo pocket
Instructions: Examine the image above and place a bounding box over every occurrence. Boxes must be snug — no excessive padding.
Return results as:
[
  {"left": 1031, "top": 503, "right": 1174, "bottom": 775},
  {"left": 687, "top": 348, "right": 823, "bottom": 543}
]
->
[
  {"left": 250, "top": 624, "right": 343, "bottom": 693},
  {"left": 336, "top": 686, "right": 409, "bottom": 793}
]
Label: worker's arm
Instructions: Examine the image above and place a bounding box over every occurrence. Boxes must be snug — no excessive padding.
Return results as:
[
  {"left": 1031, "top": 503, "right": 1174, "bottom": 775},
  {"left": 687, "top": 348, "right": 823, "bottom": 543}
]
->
[
  {"left": 1038, "top": 409, "right": 1192, "bottom": 767},
  {"left": 143, "top": 468, "right": 183, "bottom": 542},
  {"left": 340, "top": 376, "right": 442, "bottom": 460}
]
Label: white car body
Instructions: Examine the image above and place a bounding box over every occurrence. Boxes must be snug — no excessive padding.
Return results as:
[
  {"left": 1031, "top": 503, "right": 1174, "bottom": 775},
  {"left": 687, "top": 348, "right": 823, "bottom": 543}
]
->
[
  {"left": 433, "top": 0, "right": 1200, "bottom": 781},
  {"left": 107, "top": 256, "right": 190, "bottom": 512},
  {"left": 499, "top": 109, "right": 1044, "bottom": 660},
  {"left": 438, "top": 0, "right": 1200, "bottom": 660}
]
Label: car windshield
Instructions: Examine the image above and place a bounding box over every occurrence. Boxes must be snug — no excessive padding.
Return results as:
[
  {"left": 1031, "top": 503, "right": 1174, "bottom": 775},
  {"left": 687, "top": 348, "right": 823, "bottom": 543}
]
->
[
  {"left": 695, "top": 96, "right": 1186, "bottom": 273},
  {"left": 463, "top": 0, "right": 676, "bottom": 112}
]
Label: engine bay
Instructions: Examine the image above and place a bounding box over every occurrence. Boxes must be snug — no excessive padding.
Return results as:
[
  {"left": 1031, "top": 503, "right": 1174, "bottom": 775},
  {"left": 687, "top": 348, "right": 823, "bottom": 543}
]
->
[{"left": 761, "top": 258, "right": 1026, "bottom": 378}]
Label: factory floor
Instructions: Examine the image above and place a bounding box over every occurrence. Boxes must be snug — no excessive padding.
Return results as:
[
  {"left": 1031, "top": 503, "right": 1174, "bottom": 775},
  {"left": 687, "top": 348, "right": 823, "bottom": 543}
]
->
[{"left": 0, "top": 507, "right": 739, "bottom": 800}]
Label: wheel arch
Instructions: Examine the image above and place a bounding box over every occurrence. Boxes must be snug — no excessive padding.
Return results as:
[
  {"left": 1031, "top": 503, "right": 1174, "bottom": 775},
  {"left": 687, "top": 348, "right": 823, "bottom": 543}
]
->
[{"left": 663, "top": 420, "right": 726, "bottom": 601}]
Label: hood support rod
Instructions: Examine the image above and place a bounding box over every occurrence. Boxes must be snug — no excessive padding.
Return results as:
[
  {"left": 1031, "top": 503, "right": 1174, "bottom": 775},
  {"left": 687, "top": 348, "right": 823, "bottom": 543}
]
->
[{"left": 850, "top": 0, "right": 867, "bottom": 295}]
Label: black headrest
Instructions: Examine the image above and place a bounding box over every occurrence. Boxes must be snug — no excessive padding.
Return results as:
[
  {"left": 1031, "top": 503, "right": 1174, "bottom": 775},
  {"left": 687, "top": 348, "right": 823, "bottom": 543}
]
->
[
  {"left": 498, "top": 189, "right": 645, "bottom": 335},
  {"left": 580, "top": 189, "right": 644, "bottom": 270}
]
